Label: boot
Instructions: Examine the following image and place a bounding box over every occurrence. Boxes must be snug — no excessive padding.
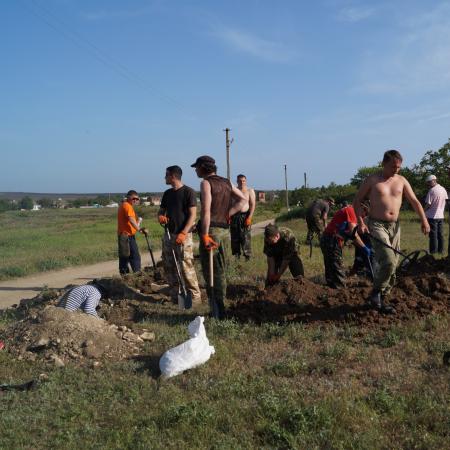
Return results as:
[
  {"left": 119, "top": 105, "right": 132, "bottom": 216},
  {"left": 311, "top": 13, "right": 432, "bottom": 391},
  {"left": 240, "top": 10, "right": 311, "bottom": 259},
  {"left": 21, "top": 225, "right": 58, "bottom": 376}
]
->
[
  {"left": 367, "top": 290, "right": 382, "bottom": 309},
  {"left": 380, "top": 295, "right": 396, "bottom": 314}
]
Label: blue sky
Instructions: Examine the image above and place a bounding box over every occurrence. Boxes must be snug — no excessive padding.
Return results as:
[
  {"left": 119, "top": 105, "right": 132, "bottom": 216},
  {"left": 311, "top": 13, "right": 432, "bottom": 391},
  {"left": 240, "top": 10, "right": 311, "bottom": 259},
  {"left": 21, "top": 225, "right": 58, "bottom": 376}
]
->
[{"left": 2, "top": 0, "right": 450, "bottom": 193}]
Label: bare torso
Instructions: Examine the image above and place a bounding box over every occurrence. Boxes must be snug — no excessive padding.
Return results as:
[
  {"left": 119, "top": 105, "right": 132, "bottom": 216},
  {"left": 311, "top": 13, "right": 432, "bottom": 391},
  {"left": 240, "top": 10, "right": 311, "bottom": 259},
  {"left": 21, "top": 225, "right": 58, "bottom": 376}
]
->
[
  {"left": 237, "top": 187, "right": 251, "bottom": 213},
  {"left": 367, "top": 174, "right": 406, "bottom": 221},
  {"left": 232, "top": 186, "right": 255, "bottom": 212}
]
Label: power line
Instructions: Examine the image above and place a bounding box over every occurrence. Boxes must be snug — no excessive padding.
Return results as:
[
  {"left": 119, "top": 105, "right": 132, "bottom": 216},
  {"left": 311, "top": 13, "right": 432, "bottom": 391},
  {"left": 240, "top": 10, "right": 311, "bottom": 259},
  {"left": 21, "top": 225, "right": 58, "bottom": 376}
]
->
[{"left": 18, "top": 0, "right": 195, "bottom": 119}]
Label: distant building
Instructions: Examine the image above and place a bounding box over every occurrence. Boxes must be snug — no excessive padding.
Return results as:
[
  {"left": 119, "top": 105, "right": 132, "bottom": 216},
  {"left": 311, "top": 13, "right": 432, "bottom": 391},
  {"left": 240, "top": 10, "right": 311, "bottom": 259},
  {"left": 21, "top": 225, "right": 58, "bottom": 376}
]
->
[
  {"left": 32, "top": 204, "right": 41, "bottom": 211},
  {"left": 55, "top": 198, "right": 66, "bottom": 208},
  {"left": 80, "top": 203, "right": 102, "bottom": 209},
  {"left": 106, "top": 202, "right": 119, "bottom": 208},
  {"left": 149, "top": 196, "right": 162, "bottom": 206}
]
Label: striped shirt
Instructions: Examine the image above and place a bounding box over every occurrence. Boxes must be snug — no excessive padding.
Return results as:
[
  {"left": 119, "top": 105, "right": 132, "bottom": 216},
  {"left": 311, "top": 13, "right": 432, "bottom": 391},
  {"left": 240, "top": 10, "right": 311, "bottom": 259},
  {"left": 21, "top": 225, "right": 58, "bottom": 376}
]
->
[
  {"left": 425, "top": 184, "right": 448, "bottom": 219},
  {"left": 59, "top": 285, "right": 101, "bottom": 317}
]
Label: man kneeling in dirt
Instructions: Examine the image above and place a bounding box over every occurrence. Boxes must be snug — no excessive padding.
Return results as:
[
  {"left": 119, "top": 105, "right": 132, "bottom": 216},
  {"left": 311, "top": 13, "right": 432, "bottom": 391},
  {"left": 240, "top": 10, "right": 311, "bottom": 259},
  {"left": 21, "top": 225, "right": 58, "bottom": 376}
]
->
[
  {"left": 58, "top": 280, "right": 107, "bottom": 318},
  {"left": 320, "top": 203, "right": 372, "bottom": 289},
  {"left": 264, "top": 224, "right": 304, "bottom": 286}
]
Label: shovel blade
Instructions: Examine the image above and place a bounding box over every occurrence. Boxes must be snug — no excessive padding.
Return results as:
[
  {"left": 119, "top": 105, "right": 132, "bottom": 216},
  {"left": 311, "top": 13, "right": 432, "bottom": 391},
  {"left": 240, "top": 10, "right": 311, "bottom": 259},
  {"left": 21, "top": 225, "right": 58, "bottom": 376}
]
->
[{"left": 177, "top": 291, "right": 192, "bottom": 310}]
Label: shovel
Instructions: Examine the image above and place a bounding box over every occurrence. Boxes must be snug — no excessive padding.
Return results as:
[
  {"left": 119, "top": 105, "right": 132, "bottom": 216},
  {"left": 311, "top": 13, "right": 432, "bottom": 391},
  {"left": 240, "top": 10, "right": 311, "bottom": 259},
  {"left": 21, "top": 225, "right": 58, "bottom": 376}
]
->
[
  {"left": 369, "top": 235, "right": 428, "bottom": 271},
  {"left": 209, "top": 249, "right": 219, "bottom": 319},
  {"left": 365, "top": 254, "right": 375, "bottom": 281},
  {"left": 144, "top": 233, "right": 163, "bottom": 281},
  {"left": 165, "top": 227, "right": 192, "bottom": 309}
]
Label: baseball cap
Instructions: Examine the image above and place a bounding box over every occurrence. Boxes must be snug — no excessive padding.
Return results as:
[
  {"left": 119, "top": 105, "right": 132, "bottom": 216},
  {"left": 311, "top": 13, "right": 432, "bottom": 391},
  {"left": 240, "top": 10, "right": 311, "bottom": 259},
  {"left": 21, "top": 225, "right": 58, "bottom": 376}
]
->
[
  {"left": 190, "top": 155, "right": 215, "bottom": 167},
  {"left": 425, "top": 175, "right": 437, "bottom": 182}
]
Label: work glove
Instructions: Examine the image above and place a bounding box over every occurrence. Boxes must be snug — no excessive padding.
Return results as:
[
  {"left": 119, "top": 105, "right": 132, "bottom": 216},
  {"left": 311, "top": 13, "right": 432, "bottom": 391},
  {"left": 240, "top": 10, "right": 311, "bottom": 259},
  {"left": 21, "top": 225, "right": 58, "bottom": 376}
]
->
[
  {"left": 140, "top": 228, "right": 148, "bottom": 236},
  {"left": 175, "top": 231, "right": 187, "bottom": 245},
  {"left": 362, "top": 246, "right": 373, "bottom": 258},
  {"left": 202, "top": 234, "right": 219, "bottom": 251},
  {"left": 158, "top": 215, "right": 169, "bottom": 225},
  {"left": 245, "top": 217, "right": 252, "bottom": 227}
]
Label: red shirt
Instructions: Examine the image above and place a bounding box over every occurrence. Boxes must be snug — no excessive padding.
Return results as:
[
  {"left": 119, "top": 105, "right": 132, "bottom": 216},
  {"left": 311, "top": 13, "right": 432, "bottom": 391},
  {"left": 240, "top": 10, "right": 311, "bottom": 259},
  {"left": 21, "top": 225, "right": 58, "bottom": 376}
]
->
[{"left": 324, "top": 206, "right": 357, "bottom": 238}]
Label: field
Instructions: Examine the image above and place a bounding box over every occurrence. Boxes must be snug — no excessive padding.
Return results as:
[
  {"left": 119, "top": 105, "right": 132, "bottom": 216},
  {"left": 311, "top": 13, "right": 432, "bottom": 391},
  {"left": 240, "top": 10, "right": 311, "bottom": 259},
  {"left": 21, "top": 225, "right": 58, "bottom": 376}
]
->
[
  {"left": 0, "top": 210, "right": 449, "bottom": 449},
  {"left": 0, "top": 207, "right": 166, "bottom": 280},
  {"left": 0, "top": 205, "right": 277, "bottom": 281}
]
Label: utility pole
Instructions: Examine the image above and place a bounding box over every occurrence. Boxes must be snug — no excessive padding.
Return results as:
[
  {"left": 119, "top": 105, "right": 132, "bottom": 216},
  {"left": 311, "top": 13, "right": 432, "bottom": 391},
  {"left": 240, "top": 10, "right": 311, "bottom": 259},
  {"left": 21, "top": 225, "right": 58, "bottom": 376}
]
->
[
  {"left": 284, "top": 164, "right": 290, "bottom": 211},
  {"left": 224, "top": 128, "right": 231, "bottom": 181},
  {"left": 304, "top": 172, "right": 307, "bottom": 189}
]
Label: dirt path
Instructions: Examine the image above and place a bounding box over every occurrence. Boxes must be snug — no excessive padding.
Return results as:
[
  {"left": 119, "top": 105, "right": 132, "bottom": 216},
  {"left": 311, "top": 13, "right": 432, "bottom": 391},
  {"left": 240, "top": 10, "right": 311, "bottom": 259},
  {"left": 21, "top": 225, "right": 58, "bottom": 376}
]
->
[{"left": 0, "top": 219, "right": 274, "bottom": 309}]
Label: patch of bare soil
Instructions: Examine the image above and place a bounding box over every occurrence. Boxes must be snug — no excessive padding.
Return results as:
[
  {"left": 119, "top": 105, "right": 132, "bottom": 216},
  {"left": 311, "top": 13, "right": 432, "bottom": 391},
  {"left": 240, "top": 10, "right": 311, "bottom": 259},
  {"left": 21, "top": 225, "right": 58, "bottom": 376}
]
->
[
  {"left": 227, "top": 256, "right": 449, "bottom": 327},
  {"left": 0, "top": 274, "right": 167, "bottom": 366},
  {"left": 2, "top": 306, "right": 151, "bottom": 366},
  {"left": 98, "top": 299, "right": 160, "bottom": 329},
  {"left": 121, "top": 267, "right": 165, "bottom": 295}
]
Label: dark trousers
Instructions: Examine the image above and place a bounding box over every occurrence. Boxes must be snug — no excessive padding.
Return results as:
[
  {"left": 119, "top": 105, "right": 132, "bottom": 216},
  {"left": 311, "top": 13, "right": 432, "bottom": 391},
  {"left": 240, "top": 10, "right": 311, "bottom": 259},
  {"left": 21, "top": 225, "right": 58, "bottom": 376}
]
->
[
  {"left": 320, "top": 234, "right": 345, "bottom": 288},
  {"left": 119, "top": 235, "right": 141, "bottom": 274},
  {"left": 230, "top": 212, "right": 252, "bottom": 258},
  {"left": 274, "top": 254, "right": 304, "bottom": 277},
  {"left": 199, "top": 228, "right": 228, "bottom": 320},
  {"left": 427, "top": 218, "right": 444, "bottom": 254}
]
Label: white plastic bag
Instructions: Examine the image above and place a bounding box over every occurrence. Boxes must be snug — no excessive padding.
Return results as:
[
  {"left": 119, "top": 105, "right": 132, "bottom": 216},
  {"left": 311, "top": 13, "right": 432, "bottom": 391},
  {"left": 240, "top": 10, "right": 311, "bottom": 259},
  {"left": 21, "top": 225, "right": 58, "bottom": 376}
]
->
[{"left": 159, "top": 316, "right": 215, "bottom": 379}]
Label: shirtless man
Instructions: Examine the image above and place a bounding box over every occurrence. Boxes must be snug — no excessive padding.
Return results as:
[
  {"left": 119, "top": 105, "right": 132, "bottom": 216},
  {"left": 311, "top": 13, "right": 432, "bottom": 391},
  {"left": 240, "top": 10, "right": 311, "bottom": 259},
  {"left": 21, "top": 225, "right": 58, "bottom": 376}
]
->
[
  {"left": 230, "top": 174, "right": 256, "bottom": 260},
  {"left": 354, "top": 150, "right": 430, "bottom": 312}
]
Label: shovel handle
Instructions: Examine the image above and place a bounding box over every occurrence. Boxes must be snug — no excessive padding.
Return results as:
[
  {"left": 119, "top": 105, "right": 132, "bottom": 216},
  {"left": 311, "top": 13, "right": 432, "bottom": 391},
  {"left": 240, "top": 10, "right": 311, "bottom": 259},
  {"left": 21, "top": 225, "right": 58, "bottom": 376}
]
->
[
  {"left": 209, "top": 249, "right": 214, "bottom": 288},
  {"left": 144, "top": 234, "right": 157, "bottom": 269}
]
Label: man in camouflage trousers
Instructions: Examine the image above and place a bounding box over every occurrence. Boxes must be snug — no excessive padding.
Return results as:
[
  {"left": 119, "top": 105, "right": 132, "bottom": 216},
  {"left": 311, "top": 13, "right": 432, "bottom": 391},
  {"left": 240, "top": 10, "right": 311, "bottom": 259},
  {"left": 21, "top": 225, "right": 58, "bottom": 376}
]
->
[
  {"left": 158, "top": 165, "right": 201, "bottom": 305},
  {"left": 230, "top": 174, "right": 256, "bottom": 260},
  {"left": 192, "top": 155, "right": 246, "bottom": 319},
  {"left": 305, "top": 197, "right": 335, "bottom": 243},
  {"left": 264, "top": 224, "right": 304, "bottom": 285}
]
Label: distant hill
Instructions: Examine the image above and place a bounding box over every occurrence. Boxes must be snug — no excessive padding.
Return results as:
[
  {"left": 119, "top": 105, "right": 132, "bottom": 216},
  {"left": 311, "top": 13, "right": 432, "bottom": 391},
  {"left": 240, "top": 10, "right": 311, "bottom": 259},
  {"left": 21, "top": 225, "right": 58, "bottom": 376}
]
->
[{"left": 0, "top": 192, "right": 163, "bottom": 201}]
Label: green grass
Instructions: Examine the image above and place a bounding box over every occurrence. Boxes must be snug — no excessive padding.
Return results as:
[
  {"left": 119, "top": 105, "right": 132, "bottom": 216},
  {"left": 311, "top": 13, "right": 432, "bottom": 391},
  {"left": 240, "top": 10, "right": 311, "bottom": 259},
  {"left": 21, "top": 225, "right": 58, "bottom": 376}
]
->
[
  {"left": 0, "top": 209, "right": 449, "bottom": 449},
  {"left": 0, "top": 204, "right": 276, "bottom": 281},
  {"left": 0, "top": 207, "right": 163, "bottom": 280},
  {"left": 0, "top": 310, "right": 449, "bottom": 449}
]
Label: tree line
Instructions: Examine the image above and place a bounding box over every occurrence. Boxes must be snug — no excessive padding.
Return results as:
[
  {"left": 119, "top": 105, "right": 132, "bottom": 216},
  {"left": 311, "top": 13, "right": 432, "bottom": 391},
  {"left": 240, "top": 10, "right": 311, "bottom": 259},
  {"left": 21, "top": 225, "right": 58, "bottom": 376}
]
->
[
  {"left": 1, "top": 140, "right": 448, "bottom": 214},
  {"left": 273, "top": 139, "right": 449, "bottom": 215}
]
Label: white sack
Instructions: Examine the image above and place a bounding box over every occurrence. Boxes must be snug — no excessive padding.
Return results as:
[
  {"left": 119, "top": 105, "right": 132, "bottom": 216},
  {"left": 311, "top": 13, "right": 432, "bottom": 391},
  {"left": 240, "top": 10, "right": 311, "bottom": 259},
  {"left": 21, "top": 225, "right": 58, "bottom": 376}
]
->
[{"left": 159, "top": 316, "right": 215, "bottom": 379}]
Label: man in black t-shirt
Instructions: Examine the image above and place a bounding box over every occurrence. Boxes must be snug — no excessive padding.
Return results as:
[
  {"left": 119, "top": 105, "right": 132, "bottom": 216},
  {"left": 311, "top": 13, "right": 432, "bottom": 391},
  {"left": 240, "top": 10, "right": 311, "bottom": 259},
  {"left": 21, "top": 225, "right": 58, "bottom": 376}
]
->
[{"left": 158, "top": 165, "right": 201, "bottom": 304}]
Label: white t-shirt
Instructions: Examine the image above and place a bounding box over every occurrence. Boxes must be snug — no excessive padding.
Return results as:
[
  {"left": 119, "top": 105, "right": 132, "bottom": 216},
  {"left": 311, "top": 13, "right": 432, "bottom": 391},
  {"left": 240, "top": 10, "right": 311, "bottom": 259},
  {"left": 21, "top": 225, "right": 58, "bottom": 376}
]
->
[{"left": 424, "top": 184, "right": 448, "bottom": 219}]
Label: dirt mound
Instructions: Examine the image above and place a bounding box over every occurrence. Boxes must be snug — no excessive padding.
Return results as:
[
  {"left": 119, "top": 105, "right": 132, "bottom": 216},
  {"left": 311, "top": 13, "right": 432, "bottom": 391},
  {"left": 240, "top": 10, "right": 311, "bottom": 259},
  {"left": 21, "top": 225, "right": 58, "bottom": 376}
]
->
[
  {"left": 227, "top": 257, "right": 449, "bottom": 327},
  {"left": 121, "top": 267, "right": 166, "bottom": 295},
  {"left": 399, "top": 253, "right": 449, "bottom": 276},
  {"left": 98, "top": 299, "right": 161, "bottom": 329},
  {"left": 95, "top": 274, "right": 170, "bottom": 300},
  {"left": 1, "top": 305, "right": 156, "bottom": 366}
]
